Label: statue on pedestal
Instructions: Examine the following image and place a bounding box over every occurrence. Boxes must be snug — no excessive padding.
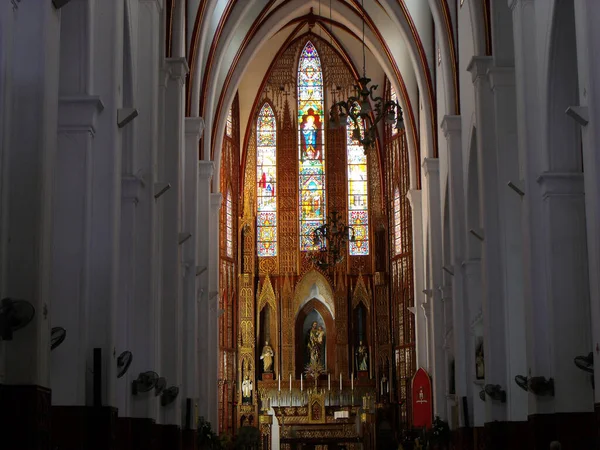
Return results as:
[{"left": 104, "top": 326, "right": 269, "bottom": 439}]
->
[
  {"left": 307, "top": 322, "right": 325, "bottom": 366},
  {"left": 475, "top": 342, "right": 485, "bottom": 380},
  {"left": 242, "top": 375, "right": 253, "bottom": 404},
  {"left": 356, "top": 341, "right": 368, "bottom": 372},
  {"left": 260, "top": 340, "right": 274, "bottom": 373}
]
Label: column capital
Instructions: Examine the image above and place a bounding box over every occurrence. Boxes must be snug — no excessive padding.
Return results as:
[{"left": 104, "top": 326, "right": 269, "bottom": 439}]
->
[
  {"left": 406, "top": 189, "right": 422, "bottom": 209},
  {"left": 467, "top": 56, "right": 493, "bottom": 83},
  {"left": 211, "top": 192, "right": 223, "bottom": 210},
  {"left": 488, "top": 66, "right": 515, "bottom": 92},
  {"left": 165, "top": 57, "right": 190, "bottom": 85},
  {"left": 537, "top": 172, "right": 585, "bottom": 198},
  {"left": 198, "top": 161, "right": 214, "bottom": 179},
  {"left": 440, "top": 115, "right": 461, "bottom": 138},
  {"left": 421, "top": 157, "right": 439, "bottom": 178},
  {"left": 185, "top": 117, "right": 205, "bottom": 139},
  {"left": 58, "top": 95, "right": 104, "bottom": 135}
]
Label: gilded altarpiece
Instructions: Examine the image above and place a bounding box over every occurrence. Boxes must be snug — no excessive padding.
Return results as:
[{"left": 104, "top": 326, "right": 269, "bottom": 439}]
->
[{"left": 232, "top": 34, "right": 396, "bottom": 446}]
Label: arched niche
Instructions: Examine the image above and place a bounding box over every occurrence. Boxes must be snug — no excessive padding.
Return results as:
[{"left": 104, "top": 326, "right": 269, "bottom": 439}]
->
[{"left": 294, "top": 298, "right": 335, "bottom": 379}]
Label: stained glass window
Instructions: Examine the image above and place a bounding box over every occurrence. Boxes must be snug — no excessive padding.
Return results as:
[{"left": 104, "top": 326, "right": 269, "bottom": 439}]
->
[
  {"left": 256, "top": 103, "right": 277, "bottom": 257},
  {"left": 347, "top": 117, "right": 369, "bottom": 255},
  {"left": 390, "top": 85, "right": 398, "bottom": 136},
  {"left": 226, "top": 106, "right": 233, "bottom": 137},
  {"left": 393, "top": 187, "right": 401, "bottom": 255},
  {"left": 226, "top": 187, "right": 233, "bottom": 258},
  {"left": 298, "top": 41, "right": 326, "bottom": 251}
]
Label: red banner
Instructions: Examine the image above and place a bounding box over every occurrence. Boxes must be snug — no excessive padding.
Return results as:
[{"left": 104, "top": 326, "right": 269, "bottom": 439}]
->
[{"left": 412, "top": 367, "right": 433, "bottom": 429}]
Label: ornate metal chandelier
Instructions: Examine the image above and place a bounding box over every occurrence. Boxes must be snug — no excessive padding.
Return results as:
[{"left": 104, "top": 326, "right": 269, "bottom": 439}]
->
[
  {"left": 310, "top": 210, "right": 355, "bottom": 270},
  {"left": 327, "top": 0, "right": 403, "bottom": 151}
]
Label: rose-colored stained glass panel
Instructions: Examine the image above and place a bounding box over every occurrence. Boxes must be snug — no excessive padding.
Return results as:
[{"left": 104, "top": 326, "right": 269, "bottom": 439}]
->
[{"left": 346, "top": 116, "right": 369, "bottom": 255}]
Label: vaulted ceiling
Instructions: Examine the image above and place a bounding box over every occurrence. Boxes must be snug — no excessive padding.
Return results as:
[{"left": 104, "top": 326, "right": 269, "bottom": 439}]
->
[{"left": 175, "top": 0, "right": 461, "bottom": 190}]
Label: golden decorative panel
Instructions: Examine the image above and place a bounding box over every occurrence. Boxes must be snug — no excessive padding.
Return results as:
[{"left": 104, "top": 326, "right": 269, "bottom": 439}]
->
[
  {"left": 351, "top": 273, "right": 371, "bottom": 311},
  {"left": 292, "top": 270, "right": 335, "bottom": 319}
]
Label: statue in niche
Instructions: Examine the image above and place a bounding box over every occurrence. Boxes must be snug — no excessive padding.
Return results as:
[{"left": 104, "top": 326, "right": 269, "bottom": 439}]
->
[
  {"left": 242, "top": 374, "right": 253, "bottom": 404},
  {"left": 260, "top": 340, "right": 274, "bottom": 373},
  {"left": 307, "top": 322, "right": 325, "bottom": 366},
  {"left": 475, "top": 341, "right": 485, "bottom": 380},
  {"left": 356, "top": 341, "right": 369, "bottom": 372}
]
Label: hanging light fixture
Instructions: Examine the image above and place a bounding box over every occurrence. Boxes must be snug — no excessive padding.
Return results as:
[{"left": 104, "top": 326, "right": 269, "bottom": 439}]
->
[
  {"left": 310, "top": 210, "right": 355, "bottom": 270},
  {"left": 328, "top": 0, "right": 404, "bottom": 152}
]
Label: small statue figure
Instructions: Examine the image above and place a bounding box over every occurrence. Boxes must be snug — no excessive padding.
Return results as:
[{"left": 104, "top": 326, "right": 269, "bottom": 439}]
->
[
  {"left": 356, "top": 341, "right": 368, "bottom": 372},
  {"left": 242, "top": 375, "right": 253, "bottom": 404},
  {"left": 307, "top": 322, "right": 325, "bottom": 366},
  {"left": 260, "top": 340, "right": 274, "bottom": 373}
]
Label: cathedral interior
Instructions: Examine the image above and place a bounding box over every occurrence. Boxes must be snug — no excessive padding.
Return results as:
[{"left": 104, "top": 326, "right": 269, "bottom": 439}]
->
[{"left": 1, "top": 1, "right": 600, "bottom": 450}]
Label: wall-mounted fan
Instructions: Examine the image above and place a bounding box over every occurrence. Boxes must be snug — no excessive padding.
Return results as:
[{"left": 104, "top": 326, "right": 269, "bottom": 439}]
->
[
  {"left": 117, "top": 351, "right": 133, "bottom": 378},
  {"left": 155, "top": 377, "right": 167, "bottom": 396},
  {"left": 484, "top": 384, "right": 506, "bottom": 403},
  {"left": 132, "top": 371, "right": 159, "bottom": 395},
  {"left": 0, "top": 298, "right": 35, "bottom": 340},
  {"left": 514, "top": 375, "right": 529, "bottom": 392},
  {"left": 478, "top": 389, "right": 486, "bottom": 402},
  {"left": 51, "top": 327, "right": 66, "bottom": 350},
  {"left": 528, "top": 376, "right": 554, "bottom": 397},
  {"left": 161, "top": 386, "right": 179, "bottom": 406},
  {"left": 574, "top": 352, "right": 594, "bottom": 374}
]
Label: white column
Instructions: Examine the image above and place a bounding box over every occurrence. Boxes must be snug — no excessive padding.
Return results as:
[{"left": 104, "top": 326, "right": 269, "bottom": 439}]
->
[
  {"left": 208, "top": 192, "right": 222, "bottom": 428},
  {"left": 468, "top": 56, "right": 508, "bottom": 422},
  {"left": 488, "top": 66, "right": 528, "bottom": 421},
  {"left": 574, "top": 0, "right": 600, "bottom": 406},
  {"left": 441, "top": 115, "right": 470, "bottom": 427},
  {"left": 1, "top": 0, "right": 61, "bottom": 388},
  {"left": 181, "top": 118, "right": 204, "bottom": 428},
  {"left": 130, "top": 0, "right": 161, "bottom": 419},
  {"left": 422, "top": 158, "right": 447, "bottom": 420},
  {"left": 407, "top": 189, "right": 428, "bottom": 371},
  {"left": 49, "top": 0, "right": 100, "bottom": 405},
  {"left": 159, "top": 57, "right": 189, "bottom": 426},
  {"left": 196, "top": 161, "right": 213, "bottom": 421}
]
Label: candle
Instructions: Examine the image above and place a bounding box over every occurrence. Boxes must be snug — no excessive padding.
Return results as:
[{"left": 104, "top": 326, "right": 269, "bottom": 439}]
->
[
  {"left": 300, "top": 374, "right": 303, "bottom": 392},
  {"left": 278, "top": 374, "right": 281, "bottom": 392},
  {"left": 340, "top": 373, "right": 342, "bottom": 391},
  {"left": 328, "top": 373, "right": 331, "bottom": 391},
  {"left": 289, "top": 374, "right": 292, "bottom": 392},
  {"left": 351, "top": 373, "right": 354, "bottom": 391}
]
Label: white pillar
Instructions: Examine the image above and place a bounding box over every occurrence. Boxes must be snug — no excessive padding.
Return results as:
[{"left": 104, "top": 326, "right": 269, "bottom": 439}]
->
[
  {"left": 196, "top": 161, "right": 213, "bottom": 421},
  {"left": 159, "top": 57, "right": 189, "bottom": 425},
  {"left": 574, "top": 0, "right": 600, "bottom": 407},
  {"left": 208, "top": 192, "right": 222, "bottom": 429},
  {"left": 1, "top": 0, "right": 61, "bottom": 388},
  {"left": 181, "top": 118, "right": 204, "bottom": 428},
  {"left": 422, "top": 158, "right": 447, "bottom": 420},
  {"left": 467, "top": 56, "right": 508, "bottom": 423},
  {"left": 50, "top": 0, "right": 101, "bottom": 405},
  {"left": 130, "top": 0, "right": 161, "bottom": 419},
  {"left": 441, "top": 115, "right": 470, "bottom": 427},
  {"left": 407, "top": 190, "right": 428, "bottom": 371}
]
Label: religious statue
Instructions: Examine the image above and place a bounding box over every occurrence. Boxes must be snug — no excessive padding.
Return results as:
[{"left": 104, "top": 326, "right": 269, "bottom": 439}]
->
[
  {"left": 380, "top": 374, "right": 388, "bottom": 396},
  {"left": 356, "top": 341, "right": 368, "bottom": 372},
  {"left": 241, "top": 375, "right": 253, "bottom": 404},
  {"left": 307, "top": 321, "right": 325, "bottom": 366},
  {"left": 475, "top": 342, "right": 485, "bottom": 380},
  {"left": 260, "top": 340, "right": 274, "bottom": 373}
]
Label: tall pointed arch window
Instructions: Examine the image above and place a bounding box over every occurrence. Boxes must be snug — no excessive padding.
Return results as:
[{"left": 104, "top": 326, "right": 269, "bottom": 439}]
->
[
  {"left": 393, "top": 186, "right": 401, "bottom": 255},
  {"left": 226, "top": 106, "right": 233, "bottom": 137},
  {"left": 298, "top": 41, "right": 326, "bottom": 251},
  {"left": 256, "top": 103, "right": 277, "bottom": 257},
  {"left": 226, "top": 186, "right": 233, "bottom": 258},
  {"left": 346, "top": 117, "right": 369, "bottom": 255}
]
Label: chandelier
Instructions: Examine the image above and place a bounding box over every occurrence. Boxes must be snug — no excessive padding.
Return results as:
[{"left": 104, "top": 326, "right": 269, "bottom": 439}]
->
[
  {"left": 327, "top": 0, "right": 403, "bottom": 151},
  {"left": 310, "top": 210, "right": 355, "bottom": 270}
]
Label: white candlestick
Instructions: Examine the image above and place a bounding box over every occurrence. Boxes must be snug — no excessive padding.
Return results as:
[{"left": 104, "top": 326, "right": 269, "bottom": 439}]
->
[
  {"left": 300, "top": 374, "right": 303, "bottom": 392},
  {"left": 328, "top": 373, "right": 331, "bottom": 391},
  {"left": 278, "top": 374, "right": 281, "bottom": 392},
  {"left": 340, "top": 373, "right": 342, "bottom": 391},
  {"left": 289, "top": 374, "right": 292, "bottom": 392}
]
